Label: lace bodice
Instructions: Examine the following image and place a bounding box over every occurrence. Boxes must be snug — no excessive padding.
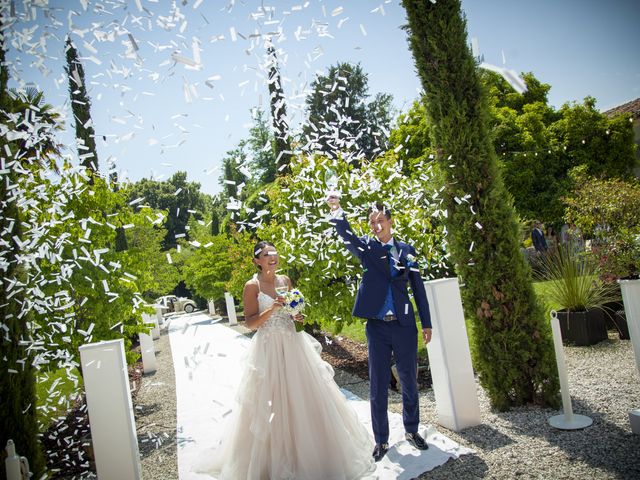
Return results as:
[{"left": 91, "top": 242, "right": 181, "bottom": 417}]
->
[{"left": 257, "top": 291, "right": 296, "bottom": 337}]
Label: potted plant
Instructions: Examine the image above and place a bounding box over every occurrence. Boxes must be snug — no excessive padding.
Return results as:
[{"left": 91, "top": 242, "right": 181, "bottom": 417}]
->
[
  {"left": 537, "top": 242, "right": 620, "bottom": 346},
  {"left": 592, "top": 232, "right": 640, "bottom": 339},
  {"left": 562, "top": 169, "right": 640, "bottom": 340}
]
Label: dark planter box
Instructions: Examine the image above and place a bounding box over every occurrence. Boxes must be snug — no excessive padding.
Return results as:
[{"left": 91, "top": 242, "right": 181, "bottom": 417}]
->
[
  {"left": 603, "top": 301, "right": 629, "bottom": 340},
  {"left": 556, "top": 309, "right": 608, "bottom": 346}
]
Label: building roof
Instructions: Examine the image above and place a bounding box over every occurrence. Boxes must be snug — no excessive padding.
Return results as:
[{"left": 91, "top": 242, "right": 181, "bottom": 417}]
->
[{"left": 603, "top": 97, "right": 640, "bottom": 119}]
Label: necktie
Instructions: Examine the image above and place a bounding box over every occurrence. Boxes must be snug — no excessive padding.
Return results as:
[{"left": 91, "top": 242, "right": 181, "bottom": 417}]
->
[
  {"left": 384, "top": 244, "right": 398, "bottom": 277},
  {"left": 379, "top": 244, "right": 397, "bottom": 318}
]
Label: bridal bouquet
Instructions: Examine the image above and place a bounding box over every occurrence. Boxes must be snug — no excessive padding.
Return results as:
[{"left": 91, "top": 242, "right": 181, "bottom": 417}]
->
[{"left": 281, "top": 289, "right": 305, "bottom": 315}]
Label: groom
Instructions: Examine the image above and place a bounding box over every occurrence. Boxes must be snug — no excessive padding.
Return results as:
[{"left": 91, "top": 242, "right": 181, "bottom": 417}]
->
[{"left": 327, "top": 197, "right": 432, "bottom": 462}]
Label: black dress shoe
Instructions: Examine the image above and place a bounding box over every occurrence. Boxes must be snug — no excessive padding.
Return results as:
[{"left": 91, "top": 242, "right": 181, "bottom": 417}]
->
[
  {"left": 372, "top": 443, "right": 389, "bottom": 462},
  {"left": 405, "top": 432, "right": 429, "bottom": 450}
]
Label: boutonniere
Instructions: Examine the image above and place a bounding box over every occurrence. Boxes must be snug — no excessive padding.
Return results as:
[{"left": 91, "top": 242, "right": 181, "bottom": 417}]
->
[{"left": 405, "top": 253, "right": 421, "bottom": 272}]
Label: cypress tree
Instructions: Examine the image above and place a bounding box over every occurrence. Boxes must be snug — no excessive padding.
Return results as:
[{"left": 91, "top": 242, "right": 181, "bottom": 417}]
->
[
  {"left": 266, "top": 43, "right": 291, "bottom": 176},
  {"left": 211, "top": 211, "right": 220, "bottom": 236},
  {"left": 0, "top": 23, "right": 46, "bottom": 479},
  {"left": 65, "top": 37, "right": 98, "bottom": 177},
  {"left": 402, "top": 0, "right": 559, "bottom": 409},
  {"left": 65, "top": 39, "right": 127, "bottom": 250}
]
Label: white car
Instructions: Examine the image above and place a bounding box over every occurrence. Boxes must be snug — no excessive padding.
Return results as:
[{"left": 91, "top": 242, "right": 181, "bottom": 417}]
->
[{"left": 155, "top": 295, "right": 197, "bottom": 314}]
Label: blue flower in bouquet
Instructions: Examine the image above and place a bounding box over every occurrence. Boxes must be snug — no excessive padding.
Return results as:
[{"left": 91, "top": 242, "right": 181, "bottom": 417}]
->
[{"left": 282, "top": 289, "right": 305, "bottom": 315}]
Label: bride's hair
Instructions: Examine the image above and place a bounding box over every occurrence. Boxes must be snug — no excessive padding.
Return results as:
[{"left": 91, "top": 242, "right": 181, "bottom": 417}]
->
[{"left": 253, "top": 240, "right": 276, "bottom": 271}]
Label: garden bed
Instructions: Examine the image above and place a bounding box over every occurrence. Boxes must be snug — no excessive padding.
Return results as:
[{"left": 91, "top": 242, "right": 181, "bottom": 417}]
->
[{"left": 311, "top": 331, "right": 433, "bottom": 390}]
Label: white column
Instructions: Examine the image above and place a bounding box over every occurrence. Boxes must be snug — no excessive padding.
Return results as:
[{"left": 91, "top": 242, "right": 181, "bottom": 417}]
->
[
  {"left": 139, "top": 331, "right": 157, "bottom": 374},
  {"left": 424, "top": 277, "right": 481, "bottom": 431},
  {"left": 143, "top": 312, "right": 160, "bottom": 340},
  {"left": 619, "top": 279, "right": 640, "bottom": 434},
  {"left": 225, "top": 292, "right": 238, "bottom": 326},
  {"left": 79, "top": 339, "right": 141, "bottom": 480},
  {"left": 619, "top": 279, "right": 640, "bottom": 376},
  {"left": 155, "top": 306, "right": 165, "bottom": 328},
  {"left": 208, "top": 299, "right": 216, "bottom": 316}
]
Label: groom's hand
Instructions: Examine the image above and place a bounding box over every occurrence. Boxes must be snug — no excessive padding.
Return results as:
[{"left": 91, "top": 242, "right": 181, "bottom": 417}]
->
[
  {"left": 422, "top": 328, "right": 432, "bottom": 345},
  {"left": 326, "top": 194, "right": 341, "bottom": 211}
]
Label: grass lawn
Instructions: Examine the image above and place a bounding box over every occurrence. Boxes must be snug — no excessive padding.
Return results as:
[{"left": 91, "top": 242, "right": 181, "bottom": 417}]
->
[
  {"left": 328, "top": 317, "right": 430, "bottom": 360},
  {"left": 533, "top": 279, "right": 562, "bottom": 312},
  {"left": 36, "top": 367, "right": 82, "bottom": 430}
]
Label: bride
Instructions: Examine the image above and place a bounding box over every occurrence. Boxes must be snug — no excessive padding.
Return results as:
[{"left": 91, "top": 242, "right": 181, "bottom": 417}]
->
[{"left": 194, "top": 241, "right": 376, "bottom": 480}]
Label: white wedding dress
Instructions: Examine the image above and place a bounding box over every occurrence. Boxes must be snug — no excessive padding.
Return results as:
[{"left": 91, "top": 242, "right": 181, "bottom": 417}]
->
[{"left": 193, "top": 285, "right": 376, "bottom": 480}]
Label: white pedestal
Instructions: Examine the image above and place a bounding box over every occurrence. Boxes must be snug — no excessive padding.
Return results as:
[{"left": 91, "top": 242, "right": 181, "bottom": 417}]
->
[
  {"left": 619, "top": 279, "right": 640, "bottom": 435},
  {"left": 619, "top": 279, "right": 640, "bottom": 376},
  {"left": 143, "top": 312, "right": 160, "bottom": 340},
  {"left": 208, "top": 300, "right": 216, "bottom": 316},
  {"left": 225, "top": 292, "right": 238, "bottom": 326},
  {"left": 139, "top": 332, "right": 157, "bottom": 374},
  {"left": 629, "top": 409, "right": 640, "bottom": 434},
  {"left": 79, "top": 339, "right": 141, "bottom": 480},
  {"left": 155, "top": 307, "right": 165, "bottom": 328},
  {"left": 424, "top": 277, "right": 481, "bottom": 431}
]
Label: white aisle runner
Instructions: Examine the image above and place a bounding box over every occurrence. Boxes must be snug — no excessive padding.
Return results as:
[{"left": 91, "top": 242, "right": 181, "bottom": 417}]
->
[{"left": 168, "top": 312, "right": 473, "bottom": 480}]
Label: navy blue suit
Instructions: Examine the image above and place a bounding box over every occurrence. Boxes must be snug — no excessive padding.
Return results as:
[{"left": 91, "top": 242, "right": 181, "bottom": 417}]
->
[
  {"left": 532, "top": 227, "right": 548, "bottom": 252},
  {"left": 331, "top": 213, "right": 431, "bottom": 444}
]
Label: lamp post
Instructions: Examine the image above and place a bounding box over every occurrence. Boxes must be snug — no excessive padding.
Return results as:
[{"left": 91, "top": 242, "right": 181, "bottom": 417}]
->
[{"left": 548, "top": 311, "right": 593, "bottom": 430}]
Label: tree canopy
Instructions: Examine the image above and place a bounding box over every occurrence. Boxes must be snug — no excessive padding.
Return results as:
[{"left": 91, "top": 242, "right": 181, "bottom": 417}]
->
[
  {"left": 303, "top": 62, "right": 394, "bottom": 162},
  {"left": 390, "top": 71, "right": 638, "bottom": 227},
  {"left": 126, "top": 171, "right": 207, "bottom": 250}
]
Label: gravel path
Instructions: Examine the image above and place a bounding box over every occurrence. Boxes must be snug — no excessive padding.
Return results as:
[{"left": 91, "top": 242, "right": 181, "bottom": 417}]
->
[
  {"left": 410, "top": 335, "right": 640, "bottom": 480},
  {"left": 137, "top": 319, "right": 640, "bottom": 479},
  {"left": 136, "top": 329, "right": 179, "bottom": 480}
]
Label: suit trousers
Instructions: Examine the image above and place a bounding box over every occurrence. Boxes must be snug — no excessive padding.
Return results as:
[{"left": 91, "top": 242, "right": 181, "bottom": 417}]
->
[{"left": 365, "top": 318, "right": 419, "bottom": 444}]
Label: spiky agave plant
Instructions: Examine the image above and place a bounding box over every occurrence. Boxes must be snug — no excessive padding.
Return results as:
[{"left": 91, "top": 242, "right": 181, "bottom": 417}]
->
[{"left": 536, "top": 243, "right": 620, "bottom": 312}]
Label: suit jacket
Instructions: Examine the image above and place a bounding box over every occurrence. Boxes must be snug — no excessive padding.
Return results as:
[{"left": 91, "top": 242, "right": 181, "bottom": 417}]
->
[
  {"left": 532, "top": 228, "right": 548, "bottom": 252},
  {"left": 331, "top": 214, "right": 432, "bottom": 329}
]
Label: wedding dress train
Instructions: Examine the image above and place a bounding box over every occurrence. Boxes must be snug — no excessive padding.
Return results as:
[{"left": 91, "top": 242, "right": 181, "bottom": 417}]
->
[{"left": 194, "top": 288, "right": 375, "bottom": 480}]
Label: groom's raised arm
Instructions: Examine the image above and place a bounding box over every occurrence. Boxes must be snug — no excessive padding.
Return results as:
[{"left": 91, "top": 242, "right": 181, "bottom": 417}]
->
[
  {"left": 329, "top": 209, "right": 367, "bottom": 261},
  {"left": 326, "top": 197, "right": 367, "bottom": 261}
]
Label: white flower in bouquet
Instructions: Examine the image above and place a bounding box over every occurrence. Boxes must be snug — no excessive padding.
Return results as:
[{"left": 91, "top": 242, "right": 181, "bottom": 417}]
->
[{"left": 282, "top": 289, "right": 305, "bottom": 315}]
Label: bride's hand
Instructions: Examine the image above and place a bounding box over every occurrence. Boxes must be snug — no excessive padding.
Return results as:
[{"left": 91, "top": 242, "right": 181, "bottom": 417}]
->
[
  {"left": 292, "top": 313, "right": 305, "bottom": 323},
  {"left": 271, "top": 295, "right": 286, "bottom": 311}
]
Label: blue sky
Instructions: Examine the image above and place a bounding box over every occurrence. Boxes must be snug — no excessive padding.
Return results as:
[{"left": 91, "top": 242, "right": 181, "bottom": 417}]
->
[{"left": 8, "top": 0, "right": 640, "bottom": 196}]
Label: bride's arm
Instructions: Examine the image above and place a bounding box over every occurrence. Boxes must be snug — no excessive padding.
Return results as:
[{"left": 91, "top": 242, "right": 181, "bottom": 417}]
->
[{"left": 243, "top": 280, "right": 283, "bottom": 331}]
